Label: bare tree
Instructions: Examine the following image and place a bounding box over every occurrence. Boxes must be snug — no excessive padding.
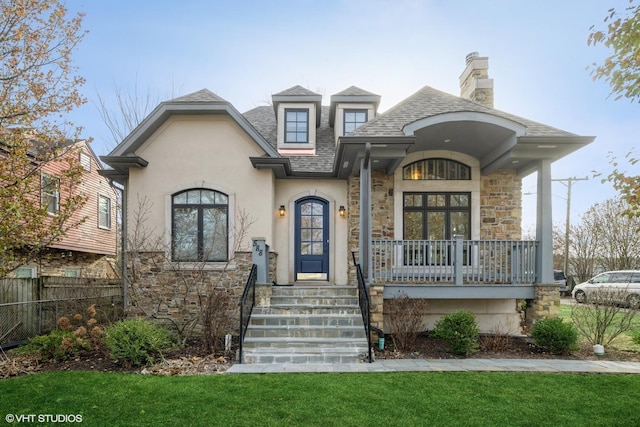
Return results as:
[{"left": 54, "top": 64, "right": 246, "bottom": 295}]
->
[
  {"left": 571, "top": 287, "right": 638, "bottom": 347},
  {"left": 94, "top": 78, "right": 181, "bottom": 149}
]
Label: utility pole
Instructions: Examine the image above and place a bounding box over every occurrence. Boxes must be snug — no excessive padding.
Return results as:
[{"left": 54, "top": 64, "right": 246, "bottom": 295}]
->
[{"left": 552, "top": 177, "right": 589, "bottom": 276}]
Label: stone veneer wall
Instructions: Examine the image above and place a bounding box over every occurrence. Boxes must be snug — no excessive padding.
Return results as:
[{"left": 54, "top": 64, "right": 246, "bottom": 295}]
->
[
  {"left": 125, "top": 250, "right": 276, "bottom": 333},
  {"left": 31, "top": 248, "right": 118, "bottom": 279},
  {"left": 347, "top": 168, "right": 529, "bottom": 334},
  {"left": 346, "top": 171, "right": 394, "bottom": 284},
  {"left": 525, "top": 284, "right": 561, "bottom": 331},
  {"left": 480, "top": 169, "right": 522, "bottom": 240}
]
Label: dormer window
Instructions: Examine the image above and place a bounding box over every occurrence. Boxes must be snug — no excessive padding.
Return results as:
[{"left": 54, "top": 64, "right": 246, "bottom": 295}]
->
[
  {"left": 285, "top": 109, "right": 309, "bottom": 143},
  {"left": 344, "top": 109, "right": 367, "bottom": 134}
]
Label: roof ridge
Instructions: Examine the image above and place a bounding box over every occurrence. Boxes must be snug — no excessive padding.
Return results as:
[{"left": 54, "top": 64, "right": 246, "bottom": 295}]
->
[{"left": 169, "top": 88, "right": 228, "bottom": 103}]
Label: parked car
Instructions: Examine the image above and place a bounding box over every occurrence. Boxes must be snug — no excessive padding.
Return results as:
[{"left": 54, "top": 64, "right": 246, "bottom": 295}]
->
[
  {"left": 572, "top": 270, "right": 640, "bottom": 308},
  {"left": 554, "top": 270, "right": 569, "bottom": 295}
]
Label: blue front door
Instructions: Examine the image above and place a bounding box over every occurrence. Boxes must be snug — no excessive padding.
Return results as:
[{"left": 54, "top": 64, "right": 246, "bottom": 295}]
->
[{"left": 295, "top": 197, "right": 329, "bottom": 281}]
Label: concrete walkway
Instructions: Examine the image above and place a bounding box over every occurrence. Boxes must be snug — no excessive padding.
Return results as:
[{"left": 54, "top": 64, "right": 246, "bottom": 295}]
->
[{"left": 227, "top": 358, "right": 640, "bottom": 374}]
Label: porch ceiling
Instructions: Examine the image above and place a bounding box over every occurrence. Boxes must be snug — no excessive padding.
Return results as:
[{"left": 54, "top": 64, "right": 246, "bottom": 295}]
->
[{"left": 337, "top": 118, "right": 594, "bottom": 178}]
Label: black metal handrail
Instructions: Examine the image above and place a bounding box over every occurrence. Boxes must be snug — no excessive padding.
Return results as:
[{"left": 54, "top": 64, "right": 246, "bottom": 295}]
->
[
  {"left": 352, "top": 252, "right": 372, "bottom": 363},
  {"left": 238, "top": 264, "right": 257, "bottom": 364}
]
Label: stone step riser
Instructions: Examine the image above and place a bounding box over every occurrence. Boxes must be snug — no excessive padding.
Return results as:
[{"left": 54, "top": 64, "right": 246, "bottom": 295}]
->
[
  {"left": 270, "top": 297, "right": 358, "bottom": 306},
  {"left": 250, "top": 316, "right": 362, "bottom": 327},
  {"left": 241, "top": 353, "right": 366, "bottom": 364},
  {"left": 242, "top": 338, "right": 367, "bottom": 354},
  {"left": 255, "top": 307, "right": 361, "bottom": 316},
  {"left": 271, "top": 287, "right": 357, "bottom": 297},
  {"left": 245, "top": 328, "right": 366, "bottom": 339}
]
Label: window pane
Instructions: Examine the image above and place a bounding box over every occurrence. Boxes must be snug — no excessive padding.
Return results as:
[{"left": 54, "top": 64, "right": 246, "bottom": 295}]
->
[
  {"left": 203, "top": 207, "right": 227, "bottom": 261},
  {"left": 404, "top": 212, "right": 423, "bottom": 240},
  {"left": 99, "top": 196, "right": 111, "bottom": 228},
  {"left": 403, "top": 159, "right": 470, "bottom": 180},
  {"left": 427, "top": 194, "right": 446, "bottom": 207},
  {"left": 186, "top": 190, "right": 201, "bottom": 204},
  {"left": 201, "top": 190, "right": 216, "bottom": 204},
  {"left": 173, "top": 208, "right": 198, "bottom": 261},
  {"left": 404, "top": 194, "right": 423, "bottom": 207},
  {"left": 427, "top": 212, "right": 446, "bottom": 239},
  {"left": 450, "top": 194, "right": 469, "bottom": 207},
  {"left": 311, "top": 243, "right": 323, "bottom": 255},
  {"left": 173, "top": 192, "right": 187, "bottom": 204},
  {"left": 450, "top": 212, "right": 470, "bottom": 239},
  {"left": 300, "top": 242, "right": 311, "bottom": 255},
  {"left": 215, "top": 192, "right": 228, "bottom": 204}
]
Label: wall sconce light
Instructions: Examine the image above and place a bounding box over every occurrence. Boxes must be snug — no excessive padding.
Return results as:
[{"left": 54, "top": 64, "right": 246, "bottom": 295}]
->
[
  {"left": 279, "top": 205, "right": 286, "bottom": 217},
  {"left": 339, "top": 205, "right": 346, "bottom": 217}
]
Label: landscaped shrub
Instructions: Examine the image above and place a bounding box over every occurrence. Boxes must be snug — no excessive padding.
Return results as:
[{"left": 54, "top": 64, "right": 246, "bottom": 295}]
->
[
  {"left": 14, "top": 305, "right": 103, "bottom": 361},
  {"left": 532, "top": 317, "right": 579, "bottom": 354},
  {"left": 385, "top": 292, "right": 428, "bottom": 352},
  {"left": 433, "top": 310, "right": 479, "bottom": 355},
  {"left": 15, "top": 329, "right": 90, "bottom": 361},
  {"left": 105, "top": 318, "right": 173, "bottom": 367}
]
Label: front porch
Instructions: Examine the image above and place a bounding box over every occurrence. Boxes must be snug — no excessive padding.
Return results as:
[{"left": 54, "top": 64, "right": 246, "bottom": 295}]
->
[{"left": 371, "top": 237, "right": 537, "bottom": 299}]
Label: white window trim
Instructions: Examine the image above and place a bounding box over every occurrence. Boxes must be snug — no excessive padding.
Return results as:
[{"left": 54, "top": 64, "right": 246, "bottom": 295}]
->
[
  {"left": 277, "top": 102, "right": 317, "bottom": 150},
  {"left": 80, "top": 152, "right": 91, "bottom": 171},
  {"left": 393, "top": 151, "right": 481, "bottom": 240},
  {"left": 42, "top": 173, "right": 60, "bottom": 215},
  {"left": 98, "top": 194, "right": 112, "bottom": 229}
]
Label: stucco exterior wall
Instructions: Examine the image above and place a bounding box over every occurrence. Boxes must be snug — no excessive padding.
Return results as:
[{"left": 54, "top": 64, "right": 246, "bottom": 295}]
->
[
  {"left": 127, "top": 115, "right": 275, "bottom": 253},
  {"left": 383, "top": 298, "right": 522, "bottom": 335},
  {"left": 274, "top": 179, "right": 349, "bottom": 285}
]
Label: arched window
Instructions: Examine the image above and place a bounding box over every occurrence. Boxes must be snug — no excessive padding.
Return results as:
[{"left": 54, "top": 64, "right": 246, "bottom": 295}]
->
[
  {"left": 403, "top": 158, "right": 471, "bottom": 180},
  {"left": 172, "top": 189, "right": 228, "bottom": 262}
]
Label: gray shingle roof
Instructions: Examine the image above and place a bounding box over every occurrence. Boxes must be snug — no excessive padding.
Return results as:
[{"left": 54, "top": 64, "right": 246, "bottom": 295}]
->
[
  {"left": 169, "top": 89, "right": 228, "bottom": 103},
  {"left": 333, "top": 86, "right": 379, "bottom": 97},
  {"left": 273, "top": 85, "right": 321, "bottom": 97},
  {"left": 243, "top": 105, "right": 335, "bottom": 174},
  {"left": 349, "top": 86, "right": 576, "bottom": 138}
]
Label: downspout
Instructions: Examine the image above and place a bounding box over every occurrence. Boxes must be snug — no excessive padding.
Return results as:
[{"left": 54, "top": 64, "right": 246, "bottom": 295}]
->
[{"left": 109, "top": 179, "right": 127, "bottom": 311}]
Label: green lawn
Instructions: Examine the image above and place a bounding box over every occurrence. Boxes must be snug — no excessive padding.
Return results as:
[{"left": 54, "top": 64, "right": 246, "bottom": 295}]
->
[{"left": 2, "top": 371, "right": 640, "bottom": 426}]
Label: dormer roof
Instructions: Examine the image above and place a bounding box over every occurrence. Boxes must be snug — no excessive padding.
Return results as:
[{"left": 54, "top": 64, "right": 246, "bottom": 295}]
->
[
  {"left": 329, "top": 86, "right": 381, "bottom": 127},
  {"left": 271, "top": 85, "right": 322, "bottom": 125}
]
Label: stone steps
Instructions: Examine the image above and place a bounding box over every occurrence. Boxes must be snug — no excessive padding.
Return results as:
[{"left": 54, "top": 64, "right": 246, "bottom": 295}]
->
[{"left": 241, "top": 285, "right": 369, "bottom": 364}]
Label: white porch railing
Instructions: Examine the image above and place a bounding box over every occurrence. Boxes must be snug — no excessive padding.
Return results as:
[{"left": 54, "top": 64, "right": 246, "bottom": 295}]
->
[{"left": 372, "top": 237, "right": 538, "bottom": 285}]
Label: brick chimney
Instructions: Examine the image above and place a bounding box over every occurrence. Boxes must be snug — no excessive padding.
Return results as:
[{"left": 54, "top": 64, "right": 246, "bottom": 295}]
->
[{"left": 459, "top": 52, "right": 494, "bottom": 108}]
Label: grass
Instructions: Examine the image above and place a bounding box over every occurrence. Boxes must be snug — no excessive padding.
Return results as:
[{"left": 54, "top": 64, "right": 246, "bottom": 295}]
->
[
  {"left": 2, "top": 371, "right": 640, "bottom": 426},
  {"left": 559, "top": 304, "right": 640, "bottom": 352}
]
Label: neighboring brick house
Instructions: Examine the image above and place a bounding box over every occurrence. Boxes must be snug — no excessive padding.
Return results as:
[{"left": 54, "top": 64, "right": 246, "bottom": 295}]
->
[
  {"left": 13, "top": 139, "right": 118, "bottom": 279},
  {"left": 102, "top": 53, "right": 593, "bottom": 337}
]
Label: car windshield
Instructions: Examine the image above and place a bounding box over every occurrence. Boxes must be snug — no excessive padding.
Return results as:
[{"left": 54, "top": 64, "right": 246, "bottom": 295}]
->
[{"left": 554, "top": 271, "right": 565, "bottom": 280}]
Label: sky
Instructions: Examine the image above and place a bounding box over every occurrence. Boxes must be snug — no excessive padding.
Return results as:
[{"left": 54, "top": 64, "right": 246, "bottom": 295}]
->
[{"left": 63, "top": 0, "right": 639, "bottom": 232}]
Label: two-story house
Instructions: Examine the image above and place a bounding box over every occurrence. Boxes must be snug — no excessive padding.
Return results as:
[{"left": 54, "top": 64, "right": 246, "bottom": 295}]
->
[
  {"left": 102, "top": 53, "right": 594, "bottom": 360},
  {"left": 10, "top": 139, "right": 118, "bottom": 279}
]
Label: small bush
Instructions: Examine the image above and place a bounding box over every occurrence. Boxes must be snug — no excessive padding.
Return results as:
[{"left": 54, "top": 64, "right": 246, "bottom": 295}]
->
[
  {"left": 105, "top": 318, "right": 173, "bottom": 367},
  {"left": 385, "top": 292, "right": 428, "bottom": 352},
  {"left": 532, "top": 317, "right": 579, "bottom": 354},
  {"left": 631, "top": 330, "right": 640, "bottom": 346},
  {"left": 433, "top": 310, "right": 479, "bottom": 355},
  {"left": 15, "top": 329, "right": 91, "bottom": 361},
  {"left": 14, "top": 305, "right": 102, "bottom": 361}
]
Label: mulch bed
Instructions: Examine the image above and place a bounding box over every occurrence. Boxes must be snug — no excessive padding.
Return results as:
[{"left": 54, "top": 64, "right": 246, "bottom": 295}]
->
[{"left": 2, "top": 334, "right": 639, "bottom": 379}]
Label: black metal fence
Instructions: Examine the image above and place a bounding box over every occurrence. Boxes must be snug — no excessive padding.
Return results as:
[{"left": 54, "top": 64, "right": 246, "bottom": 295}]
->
[{"left": 0, "top": 277, "right": 123, "bottom": 348}]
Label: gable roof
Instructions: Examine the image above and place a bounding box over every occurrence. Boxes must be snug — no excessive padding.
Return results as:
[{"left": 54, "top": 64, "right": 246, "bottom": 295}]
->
[{"left": 101, "top": 89, "right": 279, "bottom": 181}]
